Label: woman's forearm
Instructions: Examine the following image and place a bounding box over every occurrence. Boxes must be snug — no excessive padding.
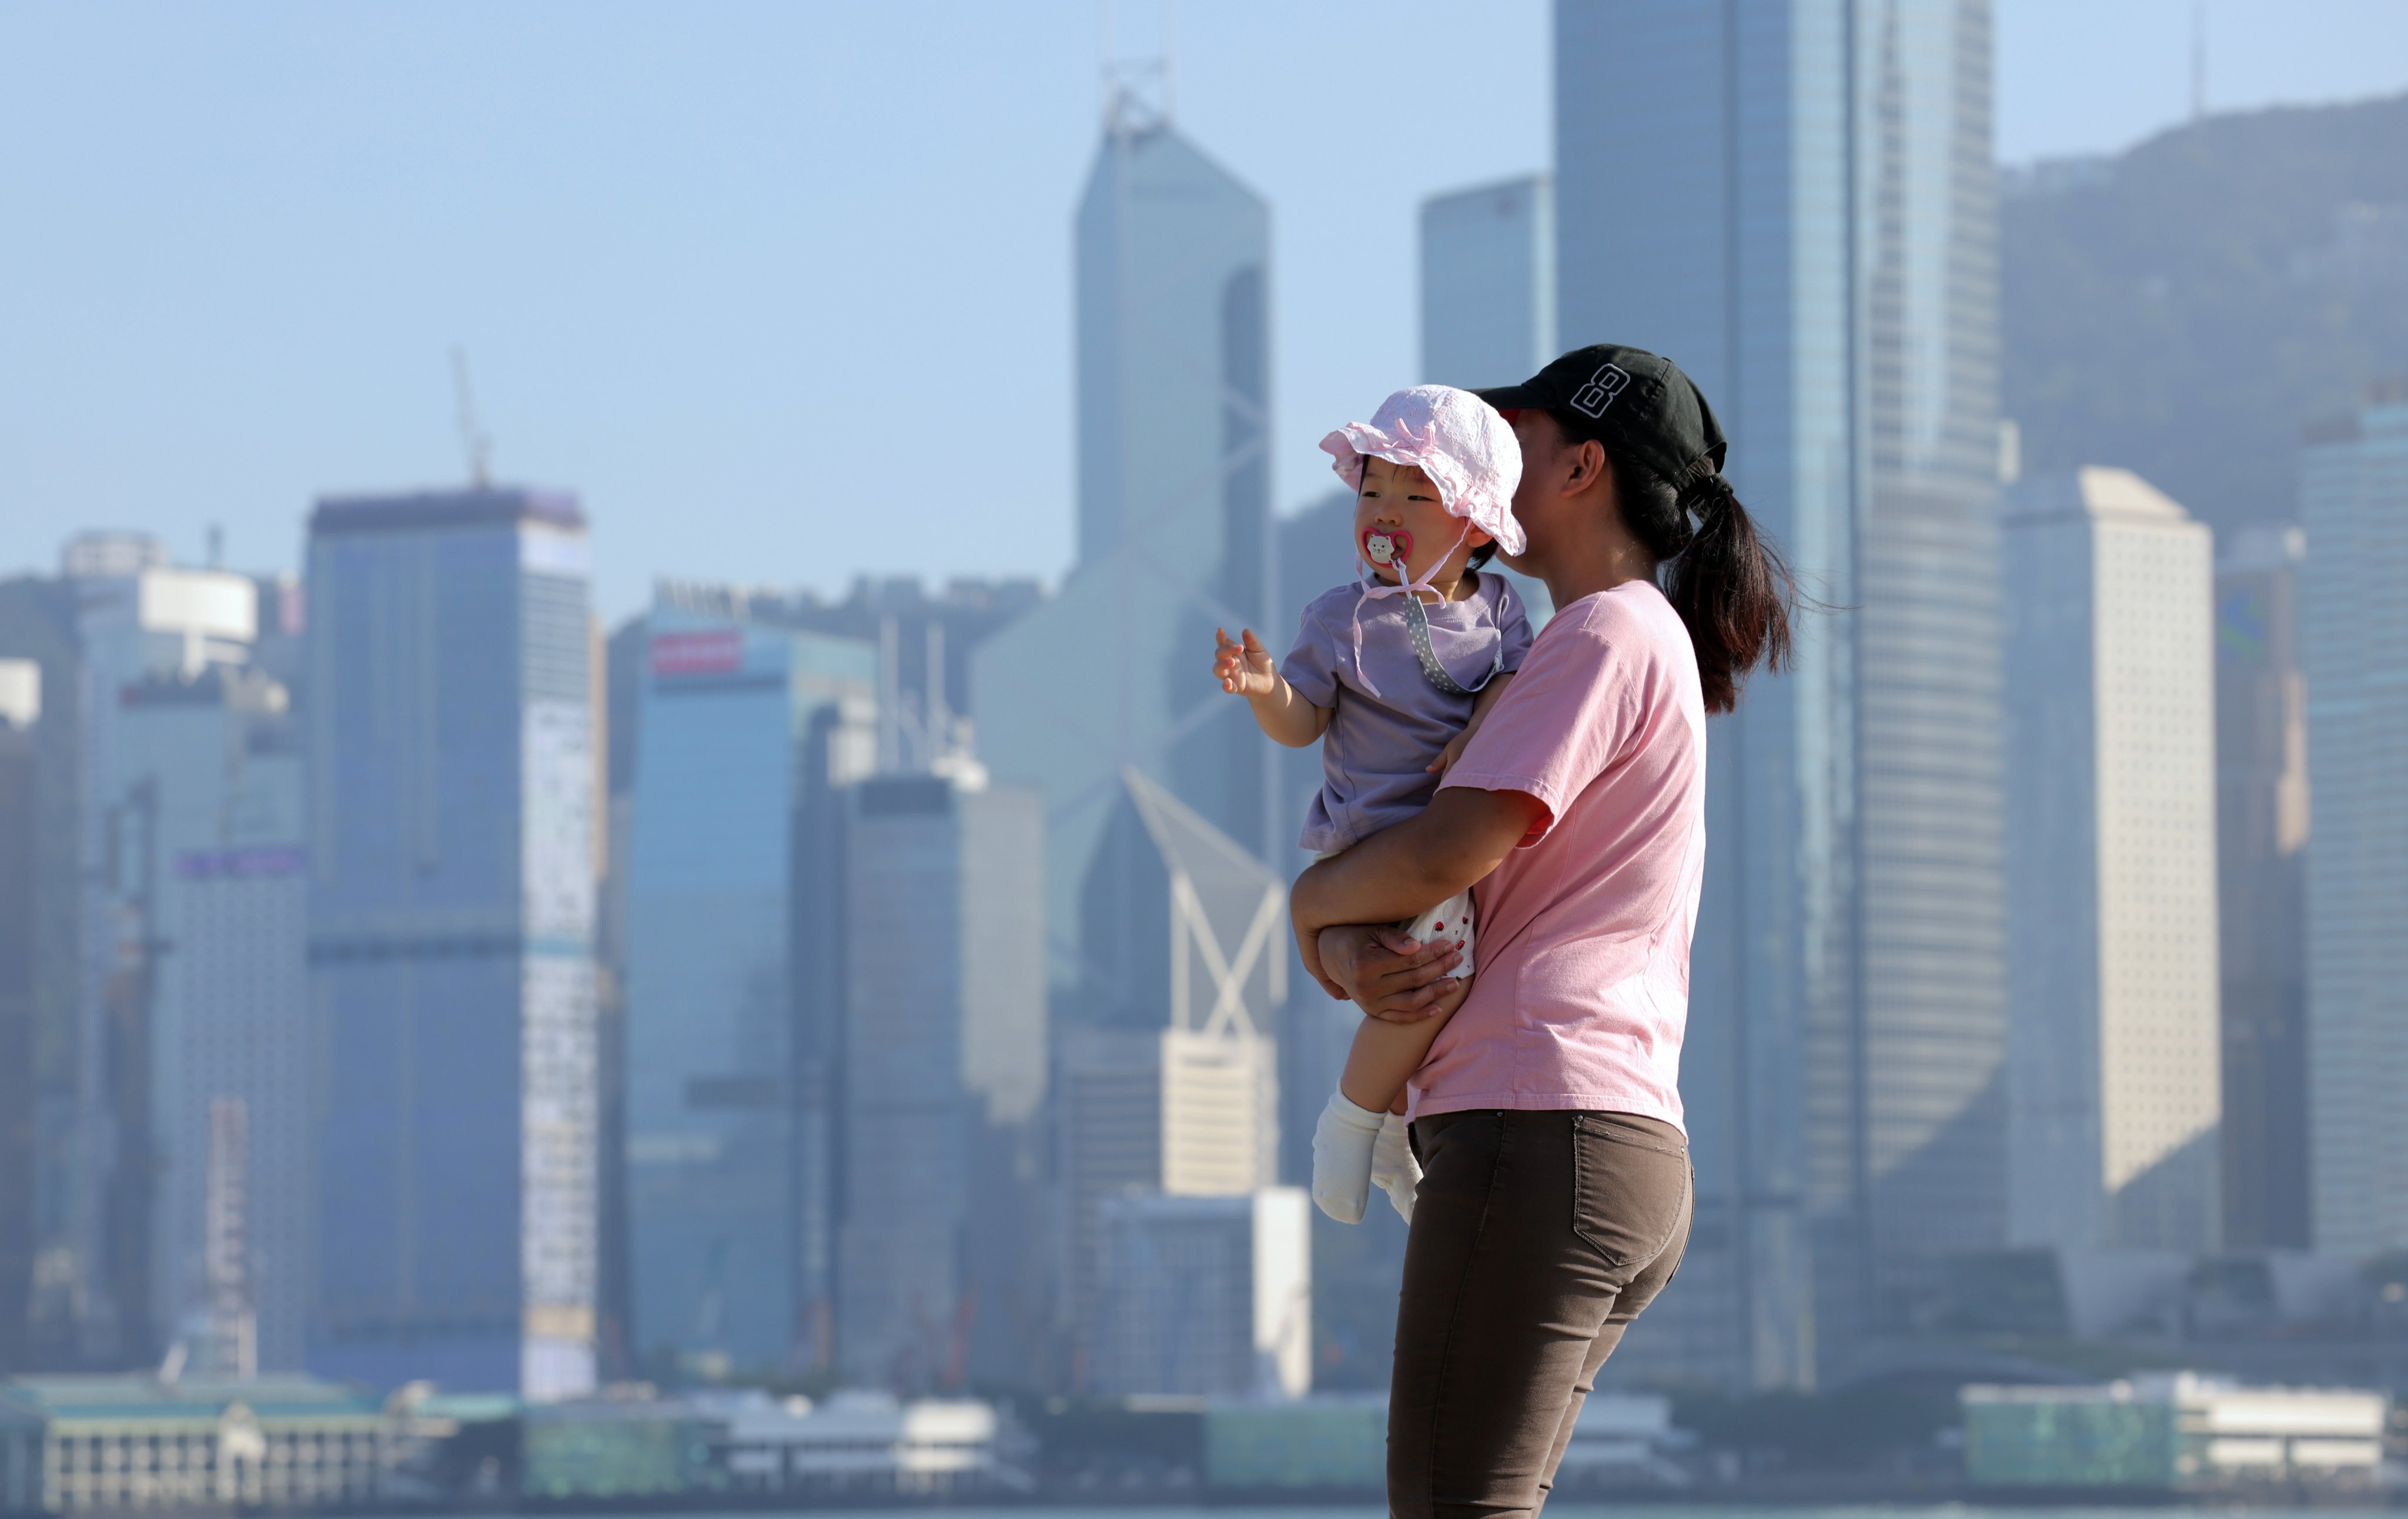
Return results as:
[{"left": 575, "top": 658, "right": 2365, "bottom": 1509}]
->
[{"left": 1293, "top": 786, "right": 1541, "bottom": 936}]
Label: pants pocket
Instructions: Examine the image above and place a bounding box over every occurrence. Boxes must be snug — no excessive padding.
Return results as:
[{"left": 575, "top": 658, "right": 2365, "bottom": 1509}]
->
[{"left": 1569, "top": 1114, "right": 1691, "bottom": 1270}]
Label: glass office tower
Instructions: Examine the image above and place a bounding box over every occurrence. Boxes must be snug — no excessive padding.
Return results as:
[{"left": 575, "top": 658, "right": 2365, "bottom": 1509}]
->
[
  {"left": 1420, "top": 176, "right": 1557, "bottom": 392},
  {"left": 2300, "top": 382, "right": 2408, "bottom": 1259},
  {"left": 837, "top": 773, "right": 1046, "bottom": 1389},
  {"left": 971, "top": 97, "right": 1276, "bottom": 1004},
  {"left": 2213, "top": 525, "right": 2310, "bottom": 1251},
  {"left": 1556, "top": 0, "right": 2004, "bottom": 1387},
  {"left": 306, "top": 489, "right": 599, "bottom": 1398},
  {"left": 623, "top": 605, "right": 875, "bottom": 1376}
]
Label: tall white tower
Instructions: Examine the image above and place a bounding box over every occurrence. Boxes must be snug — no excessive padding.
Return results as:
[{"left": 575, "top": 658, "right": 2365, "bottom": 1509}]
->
[{"left": 2003, "top": 467, "right": 2222, "bottom": 1255}]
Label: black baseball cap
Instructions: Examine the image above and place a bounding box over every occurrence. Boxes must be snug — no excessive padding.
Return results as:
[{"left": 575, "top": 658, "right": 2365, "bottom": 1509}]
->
[{"left": 1478, "top": 343, "right": 1727, "bottom": 485}]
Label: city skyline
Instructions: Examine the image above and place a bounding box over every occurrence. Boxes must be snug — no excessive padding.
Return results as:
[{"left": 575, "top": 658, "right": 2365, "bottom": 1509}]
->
[
  {"left": 4, "top": 2, "right": 2407, "bottom": 1435},
  {"left": 6, "top": 4, "right": 2408, "bottom": 617}
]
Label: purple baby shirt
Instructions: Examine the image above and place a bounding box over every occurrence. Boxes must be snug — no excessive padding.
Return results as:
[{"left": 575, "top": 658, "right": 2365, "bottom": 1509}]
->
[{"left": 1282, "top": 572, "right": 1536, "bottom": 853}]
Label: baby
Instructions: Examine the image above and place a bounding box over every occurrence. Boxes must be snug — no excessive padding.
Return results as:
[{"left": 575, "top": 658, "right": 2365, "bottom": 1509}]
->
[{"left": 1211, "top": 385, "right": 1532, "bottom": 1224}]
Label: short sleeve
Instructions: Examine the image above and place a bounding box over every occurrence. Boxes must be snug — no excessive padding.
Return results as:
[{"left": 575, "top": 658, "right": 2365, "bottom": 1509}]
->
[
  {"left": 1493, "top": 580, "right": 1537, "bottom": 675},
  {"left": 1282, "top": 599, "right": 1343, "bottom": 708},
  {"left": 1437, "top": 607, "right": 1634, "bottom": 844}
]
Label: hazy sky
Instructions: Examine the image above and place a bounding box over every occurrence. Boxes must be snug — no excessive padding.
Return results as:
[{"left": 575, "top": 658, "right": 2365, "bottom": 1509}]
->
[{"left": 4, "top": 1, "right": 2404, "bottom": 618}]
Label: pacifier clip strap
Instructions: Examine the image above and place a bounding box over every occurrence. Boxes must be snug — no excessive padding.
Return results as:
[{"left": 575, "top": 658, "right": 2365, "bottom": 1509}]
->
[{"left": 1400, "top": 592, "right": 1503, "bottom": 697}]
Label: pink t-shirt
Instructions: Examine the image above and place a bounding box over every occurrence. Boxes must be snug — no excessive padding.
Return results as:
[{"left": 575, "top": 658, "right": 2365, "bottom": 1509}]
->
[{"left": 1414, "top": 578, "right": 1706, "bottom": 1131}]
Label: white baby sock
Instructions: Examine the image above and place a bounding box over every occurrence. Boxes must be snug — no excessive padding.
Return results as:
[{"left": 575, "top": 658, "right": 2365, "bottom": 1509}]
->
[
  {"left": 1310, "top": 1091, "right": 1385, "bottom": 1224},
  {"left": 1370, "top": 1111, "right": 1422, "bottom": 1223}
]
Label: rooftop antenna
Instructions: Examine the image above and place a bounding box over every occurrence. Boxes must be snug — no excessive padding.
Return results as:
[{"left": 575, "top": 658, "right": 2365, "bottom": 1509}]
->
[
  {"left": 1099, "top": 0, "right": 1173, "bottom": 132},
  {"left": 2189, "top": 1, "right": 2207, "bottom": 121},
  {"left": 451, "top": 345, "right": 494, "bottom": 488}
]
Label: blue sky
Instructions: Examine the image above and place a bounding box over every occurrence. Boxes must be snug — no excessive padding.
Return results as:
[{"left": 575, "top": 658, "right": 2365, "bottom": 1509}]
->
[{"left": 4, "top": 1, "right": 2404, "bottom": 618}]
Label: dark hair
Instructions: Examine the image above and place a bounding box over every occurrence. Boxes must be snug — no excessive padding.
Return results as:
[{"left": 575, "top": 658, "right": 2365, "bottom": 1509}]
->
[{"left": 1546, "top": 406, "right": 1794, "bottom": 713}]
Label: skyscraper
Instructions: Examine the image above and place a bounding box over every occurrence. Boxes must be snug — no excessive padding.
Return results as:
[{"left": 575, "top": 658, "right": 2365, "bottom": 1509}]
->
[
  {"left": 837, "top": 773, "right": 1046, "bottom": 1389},
  {"left": 117, "top": 666, "right": 310, "bottom": 1374},
  {"left": 2213, "top": 525, "right": 2310, "bottom": 1251},
  {"left": 0, "top": 577, "right": 85, "bottom": 1368},
  {"left": 1555, "top": 0, "right": 2005, "bottom": 1387},
  {"left": 64, "top": 537, "right": 275, "bottom": 1370},
  {"left": 621, "top": 601, "right": 876, "bottom": 1377},
  {"left": 306, "top": 488, "right": 598, "bottom": 1398},
  {"left": 2002, "top": 468, "right": 2220, "bottom": 1257},
  {"left": 2300, "top": 380, "right": 2408, "bottom": 1258},
  {"left": 1421, "top": 176, "right": 1557, "bottom": 391},
  {"left": 971, "top": 95, "right": 1276, "bottom": 1007},
  {"left": 0, "top": 662, "right": 37, "bottom": 1373}
]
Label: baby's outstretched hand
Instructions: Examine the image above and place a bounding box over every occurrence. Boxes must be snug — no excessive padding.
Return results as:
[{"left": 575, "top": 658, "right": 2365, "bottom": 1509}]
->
[
  {"left": 1428, "top": 729, "right": 1474, "bottom": 775},
  {"left": 1213, "top": 627, "right": 1280, "bottom": 697}
]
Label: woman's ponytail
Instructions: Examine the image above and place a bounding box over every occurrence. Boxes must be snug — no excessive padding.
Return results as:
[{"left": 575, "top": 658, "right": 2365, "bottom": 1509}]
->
[
  {"left": 1658, "top": 468, "right": 1793, "bottom": 713},
  {"left": 1543, "top": 404, "right": 1795, "bottom": 713}
]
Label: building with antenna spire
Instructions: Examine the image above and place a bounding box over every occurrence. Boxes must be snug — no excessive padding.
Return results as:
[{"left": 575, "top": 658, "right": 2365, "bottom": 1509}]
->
[
  {"left": 970, "top": 77, "right": 1291, "bottom": 1389},
  {"left": 971, "top": 75, "right": 1276, "bottom": 1021}
]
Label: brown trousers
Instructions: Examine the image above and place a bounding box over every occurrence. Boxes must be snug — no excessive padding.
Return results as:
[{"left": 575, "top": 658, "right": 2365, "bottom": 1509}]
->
[{"left": 1388, "top": 1109, "right": 1693, "bottom": 1519}]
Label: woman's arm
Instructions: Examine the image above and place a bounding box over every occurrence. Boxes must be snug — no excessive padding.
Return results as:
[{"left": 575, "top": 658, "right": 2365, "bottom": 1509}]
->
[{"left": 1290, "top": 784, "right": 1546, "bottom": 996}]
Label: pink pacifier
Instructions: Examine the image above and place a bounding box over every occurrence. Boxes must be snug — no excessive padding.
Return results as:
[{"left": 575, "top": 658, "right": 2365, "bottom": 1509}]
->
[{"left": 1361, "top": 526, "right": 1413, "bottom": 571}]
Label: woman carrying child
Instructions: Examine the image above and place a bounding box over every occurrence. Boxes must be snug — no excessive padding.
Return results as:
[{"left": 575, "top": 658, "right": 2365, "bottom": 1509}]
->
[{"left": 1289, "top": 345, "right": 1795, "bottom": 1519}]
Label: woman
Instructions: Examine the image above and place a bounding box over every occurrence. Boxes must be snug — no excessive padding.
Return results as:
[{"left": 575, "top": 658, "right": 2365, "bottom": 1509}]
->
[{"left": 1290, "top": 343, "right": 1794, "bottom": 1519}]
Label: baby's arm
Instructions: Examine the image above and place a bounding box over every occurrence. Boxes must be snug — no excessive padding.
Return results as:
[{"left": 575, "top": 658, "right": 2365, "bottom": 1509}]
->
[
  {"left": 1213, "top": 626, "right": 1330, "bottom": 748},
  {"left": 1427, "top": 670, "right": 1517, "bottom": 775}
]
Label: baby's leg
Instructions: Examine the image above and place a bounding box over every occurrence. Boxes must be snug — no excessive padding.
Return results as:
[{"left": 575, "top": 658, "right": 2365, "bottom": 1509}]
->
[
  {"left": 1311, "top": 890, "right": 1475, "bottom": 1224},
  {"left": 1339, "top": 884, "right": 1476, "bottom": 1110},
  {"left": 1339, "top": 1003, "right": 1454, "bottom": 1113}
]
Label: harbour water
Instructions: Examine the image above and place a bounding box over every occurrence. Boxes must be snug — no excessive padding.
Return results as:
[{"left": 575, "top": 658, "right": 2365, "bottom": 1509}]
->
[{"left": 580, "top": 1508, "right": 2395, "bottom": 1519}]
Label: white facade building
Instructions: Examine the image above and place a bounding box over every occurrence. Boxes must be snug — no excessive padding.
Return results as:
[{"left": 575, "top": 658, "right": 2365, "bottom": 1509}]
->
[
  {"left": 2003, "top": 468, "right": 2222, "bottom": 1254},
  {"left": 1420, "top": 175, "right": 1555, "bottom": 391},
  {"left": 1094, "top": 1187, "right": 1309, "bottom": 1400},
  {"left": 2300, "top": 381, "right": 2408, "bottom": 1257}
]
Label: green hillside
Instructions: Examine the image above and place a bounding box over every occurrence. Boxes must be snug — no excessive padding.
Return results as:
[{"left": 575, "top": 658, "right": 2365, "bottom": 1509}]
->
[{"left": 2004, "top": 90, "right": 2408, "bottom": 535}]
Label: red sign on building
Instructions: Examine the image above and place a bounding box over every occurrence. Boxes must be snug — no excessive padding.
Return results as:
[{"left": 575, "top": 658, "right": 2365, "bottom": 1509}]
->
[{"left": 651, "top": 628, "right": 744, "bottom": 676}]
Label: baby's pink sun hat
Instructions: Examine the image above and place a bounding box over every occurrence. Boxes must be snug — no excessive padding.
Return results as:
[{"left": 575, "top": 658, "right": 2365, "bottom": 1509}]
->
[{"left": 1320, "top": 385, "right": 1525, "bottom": 557}]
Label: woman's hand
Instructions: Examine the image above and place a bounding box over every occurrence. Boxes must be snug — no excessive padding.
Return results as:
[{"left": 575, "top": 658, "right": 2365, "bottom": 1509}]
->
[{"left": 1315, "top": 924, "right": 1466, "bottom": 1021}]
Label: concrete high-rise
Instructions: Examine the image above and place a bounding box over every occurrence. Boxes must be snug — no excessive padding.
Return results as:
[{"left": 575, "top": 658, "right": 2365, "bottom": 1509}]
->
[
  {"left": 1421, "top": 176, "right": 1556, "bottom": 390},
  {"left": 971, "top": 97, "right": 1277, "bottom": 1008},
  {"left": 2300, "top": 380, "right": 2408, "bottom": 1258},
  {"left": 2213, "top": 526, "right": 2310, "bottom": 1251},
  {"left": 305, "top": 489, "right": 598, "bottom": 1397},
  {"left": 2002, "top": 468, "right": 2221, "bottom": 1257},
  {"left": 837, "top": 773, "right": 1047, "bottom": 1390},
  {"left": 1556, "top": 0, "right": 2005, "bottom": 1386},
  {"left": 620, "top": 599, "right": 876, "bottom": 1377}
]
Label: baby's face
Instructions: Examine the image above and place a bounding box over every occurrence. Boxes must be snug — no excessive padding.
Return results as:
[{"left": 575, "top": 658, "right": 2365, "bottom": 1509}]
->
[{"left": 1355, "top": 456, "right": 1489, "bottom": 585}]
